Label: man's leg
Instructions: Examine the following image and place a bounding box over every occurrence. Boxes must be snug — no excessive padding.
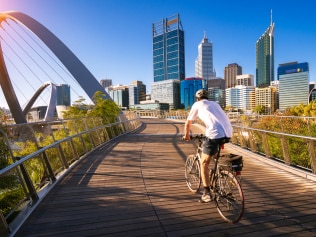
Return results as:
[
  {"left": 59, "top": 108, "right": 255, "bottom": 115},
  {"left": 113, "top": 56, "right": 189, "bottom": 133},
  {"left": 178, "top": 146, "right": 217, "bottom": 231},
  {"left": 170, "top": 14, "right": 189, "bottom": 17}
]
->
[
  {"left": 201, "top": 152, "right": 212, "bottom": 187},
  {"left": 199, "top": 152, "right": 212, "bottom": 203}
]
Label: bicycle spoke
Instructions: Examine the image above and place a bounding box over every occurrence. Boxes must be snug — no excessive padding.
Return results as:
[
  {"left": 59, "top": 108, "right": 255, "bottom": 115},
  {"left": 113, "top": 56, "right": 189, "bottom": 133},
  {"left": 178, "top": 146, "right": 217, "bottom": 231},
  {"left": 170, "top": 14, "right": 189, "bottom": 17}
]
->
[
  {"left": 185, "top": 155, "right": 201, "bottom": 193},
  {"left": 214, "top": 170, "right": 244, "bottom": 223}
]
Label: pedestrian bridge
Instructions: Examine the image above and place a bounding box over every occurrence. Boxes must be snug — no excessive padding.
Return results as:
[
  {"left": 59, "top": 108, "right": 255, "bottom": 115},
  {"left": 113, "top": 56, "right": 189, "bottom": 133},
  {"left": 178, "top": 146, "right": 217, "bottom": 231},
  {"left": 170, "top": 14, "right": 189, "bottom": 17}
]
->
[{"left": 6, "top": 118, "right": 316, "bottom": 237}]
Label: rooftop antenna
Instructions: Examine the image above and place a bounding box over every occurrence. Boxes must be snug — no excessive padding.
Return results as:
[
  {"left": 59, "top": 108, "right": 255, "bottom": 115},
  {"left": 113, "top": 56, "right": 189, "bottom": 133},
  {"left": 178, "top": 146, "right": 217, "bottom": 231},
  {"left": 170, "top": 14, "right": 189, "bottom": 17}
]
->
[{"left": 270, "top": 9, "right": 273, "bottom": 25}]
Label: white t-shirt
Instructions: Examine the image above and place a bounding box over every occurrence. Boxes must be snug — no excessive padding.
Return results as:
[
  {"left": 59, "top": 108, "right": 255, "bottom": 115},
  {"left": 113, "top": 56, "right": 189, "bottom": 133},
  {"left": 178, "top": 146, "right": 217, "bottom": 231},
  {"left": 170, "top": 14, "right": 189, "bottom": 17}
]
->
[{"left": 187, "top": 99, "right": 233, "bottom": 139}]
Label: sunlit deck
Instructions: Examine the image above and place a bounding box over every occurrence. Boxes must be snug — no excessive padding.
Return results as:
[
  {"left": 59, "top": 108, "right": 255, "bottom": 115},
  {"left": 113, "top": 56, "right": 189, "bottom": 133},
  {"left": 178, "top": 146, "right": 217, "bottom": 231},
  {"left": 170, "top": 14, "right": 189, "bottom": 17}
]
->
[{"left": 13, "top": 119, "right": 316, "bottom": 237}]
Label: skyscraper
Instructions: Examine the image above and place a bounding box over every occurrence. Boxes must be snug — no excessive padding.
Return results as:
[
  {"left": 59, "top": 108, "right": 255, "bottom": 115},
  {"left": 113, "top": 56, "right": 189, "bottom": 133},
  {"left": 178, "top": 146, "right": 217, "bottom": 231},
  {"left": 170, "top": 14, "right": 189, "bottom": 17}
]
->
[
  {"left": 236, "top": 74, "right": 254, "bottom": 87},
  {"left": 151, "top": 79, "right": 180, "bottom": 109},
  {"left": 56, "top": 84, "right": 70, "bottom": 106},
  {"left": 224, "top": 63, "right": 242, "bottom": 89},
  {"left": 225, "top": 85, "right": 256, "bottom": 111},
  {"left": 108, "top": 85, "right": 129, "bottom": 109},
  {"left": 255, "top": 86, "right": 278, "bottom": 114},
  {"left": 278, "top": 62, "right": 309, "bottom": 110},
  {"left": 180, "top": 77, "right": 207, "bottom": 109},
  {"left": 129, "top": 81, "right": 146, "bottom": 106},
  {"left": 152, "top": 14, "right": 185, "bottom": 82},
  {"left": 100, "top": 79, "right": 112, "bottom": 89},
  {"left": 256, "top": 11, "right": 275, "bottom": 88},
  {"left": 195, "top": 32, "right": 216, "bottom": 80}
]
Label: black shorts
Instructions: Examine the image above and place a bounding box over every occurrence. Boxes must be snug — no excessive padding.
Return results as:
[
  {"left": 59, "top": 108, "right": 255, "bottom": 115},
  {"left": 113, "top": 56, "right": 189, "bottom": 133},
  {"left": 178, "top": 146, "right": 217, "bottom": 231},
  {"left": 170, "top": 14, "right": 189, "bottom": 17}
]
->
[{"left": 202, "top": 137, "right": 229, "bottom": 156}]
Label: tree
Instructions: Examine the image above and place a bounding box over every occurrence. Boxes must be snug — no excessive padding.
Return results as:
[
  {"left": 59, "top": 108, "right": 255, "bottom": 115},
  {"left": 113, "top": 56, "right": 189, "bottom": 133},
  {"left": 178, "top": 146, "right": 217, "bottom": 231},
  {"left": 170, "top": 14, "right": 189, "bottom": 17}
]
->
[
  {"left": 224, "top": 105, "right": 233, "bottom": 112},
  {"left": 283, "top": 102, "right": 316, "bottom": 117},
  {"left": 62, "top": 96, "right": 91, "bottom": 119},
  {"left": 88, "top": 91, "right": 120, "bottom": 124},
  {"left": 253, "top": 105, "right": 265, "bottom": 115}
]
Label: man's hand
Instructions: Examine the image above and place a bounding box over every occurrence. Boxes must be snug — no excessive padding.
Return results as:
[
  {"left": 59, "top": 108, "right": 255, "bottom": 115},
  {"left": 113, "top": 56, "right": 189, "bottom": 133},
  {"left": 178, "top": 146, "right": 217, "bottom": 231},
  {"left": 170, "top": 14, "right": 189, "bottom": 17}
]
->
[
  {"left": 182, "top": 134, "right": 191, "bottom": 141},
  {"left": 183, "top": 120, "right": 192, "bottom": 141}
]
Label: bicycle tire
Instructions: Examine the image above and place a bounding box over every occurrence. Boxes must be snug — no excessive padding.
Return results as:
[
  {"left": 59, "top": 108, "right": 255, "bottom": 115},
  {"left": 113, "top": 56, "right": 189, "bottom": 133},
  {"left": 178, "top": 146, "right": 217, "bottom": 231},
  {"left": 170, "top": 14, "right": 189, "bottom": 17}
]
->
[
  {"left": 213, "top": 170, "right": 244, "bottom": 223},
  {"left": 185, "top": 155, "right": 201, "bottom": 193}
]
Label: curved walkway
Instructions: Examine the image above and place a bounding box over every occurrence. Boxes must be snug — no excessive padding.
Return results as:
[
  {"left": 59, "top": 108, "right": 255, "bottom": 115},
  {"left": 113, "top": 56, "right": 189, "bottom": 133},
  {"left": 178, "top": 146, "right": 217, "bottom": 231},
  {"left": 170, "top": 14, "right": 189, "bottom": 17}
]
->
[{"left": 14, "top": 119, "right": 316, "bottom": 237}]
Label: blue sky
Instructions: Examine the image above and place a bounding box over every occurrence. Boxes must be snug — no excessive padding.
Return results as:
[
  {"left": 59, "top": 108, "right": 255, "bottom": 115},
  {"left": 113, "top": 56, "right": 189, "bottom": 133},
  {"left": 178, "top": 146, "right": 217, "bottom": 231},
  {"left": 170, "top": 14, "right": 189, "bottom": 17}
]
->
[{"left": 0, "top": 0, "right": 316, "bottom": 107}]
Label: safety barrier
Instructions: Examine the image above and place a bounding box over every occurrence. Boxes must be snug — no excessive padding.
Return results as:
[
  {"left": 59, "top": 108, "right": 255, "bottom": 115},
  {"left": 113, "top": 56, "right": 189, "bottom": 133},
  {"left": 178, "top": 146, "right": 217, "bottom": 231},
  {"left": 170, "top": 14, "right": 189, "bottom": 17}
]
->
[
  {"left": 136, "top": 110, "right": 316, "bottom": 173},
  {"left": 0, "top": 112, "right": 141, "bottom": 235}
]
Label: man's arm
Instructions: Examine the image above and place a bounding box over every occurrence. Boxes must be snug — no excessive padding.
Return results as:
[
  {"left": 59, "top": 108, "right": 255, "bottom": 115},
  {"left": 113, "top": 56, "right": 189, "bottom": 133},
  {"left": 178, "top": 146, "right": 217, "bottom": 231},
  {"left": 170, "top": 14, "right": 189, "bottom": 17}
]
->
[{"left": 183, "top": 120, "right": 192, "bottom": 140}]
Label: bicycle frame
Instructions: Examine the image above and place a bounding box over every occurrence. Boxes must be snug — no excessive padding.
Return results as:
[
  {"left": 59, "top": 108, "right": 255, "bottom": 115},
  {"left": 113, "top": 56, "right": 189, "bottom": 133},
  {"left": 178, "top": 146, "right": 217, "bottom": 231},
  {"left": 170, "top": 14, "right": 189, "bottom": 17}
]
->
[
  {"left": 184, "top": 134, "right": 244, "bottom": 223},
  {"left": 193, "top": 135, "right": 228, "bottom": 189}
]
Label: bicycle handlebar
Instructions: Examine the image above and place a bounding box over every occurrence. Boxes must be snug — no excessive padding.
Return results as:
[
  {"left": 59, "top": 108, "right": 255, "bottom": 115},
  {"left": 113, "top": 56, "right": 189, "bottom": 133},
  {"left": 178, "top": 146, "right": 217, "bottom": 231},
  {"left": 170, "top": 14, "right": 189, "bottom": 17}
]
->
[
  {"left": 182, "top": 134, "right": 205, "bottom": 141},
  {"left": 190, "top": 134, "right": 205, "bottom": 139}
]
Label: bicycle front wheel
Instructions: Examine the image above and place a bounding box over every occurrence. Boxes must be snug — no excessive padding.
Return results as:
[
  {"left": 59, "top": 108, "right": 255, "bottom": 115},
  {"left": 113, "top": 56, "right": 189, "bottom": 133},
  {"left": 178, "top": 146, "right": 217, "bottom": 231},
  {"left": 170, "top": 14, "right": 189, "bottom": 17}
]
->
[
  {"left": 185, "top": 155, "right": 201, "bottom": 193},
  {"left": 214, "top": 170, "right": 244, "bottom": 223}
]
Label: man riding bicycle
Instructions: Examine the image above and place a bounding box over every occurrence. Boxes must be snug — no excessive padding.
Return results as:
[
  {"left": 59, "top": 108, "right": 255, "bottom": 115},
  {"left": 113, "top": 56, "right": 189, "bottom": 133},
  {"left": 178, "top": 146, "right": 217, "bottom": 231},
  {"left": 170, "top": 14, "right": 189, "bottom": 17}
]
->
[{"left": 183, "top": 89, "right": 233, "bottom": 203}]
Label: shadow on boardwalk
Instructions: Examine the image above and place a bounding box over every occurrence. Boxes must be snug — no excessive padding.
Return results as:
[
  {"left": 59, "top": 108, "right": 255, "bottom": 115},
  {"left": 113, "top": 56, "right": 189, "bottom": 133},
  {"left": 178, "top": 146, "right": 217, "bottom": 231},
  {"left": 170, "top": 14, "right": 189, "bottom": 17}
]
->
[{"left": 14, "top": 119, "right": 316, "bottom": 237}]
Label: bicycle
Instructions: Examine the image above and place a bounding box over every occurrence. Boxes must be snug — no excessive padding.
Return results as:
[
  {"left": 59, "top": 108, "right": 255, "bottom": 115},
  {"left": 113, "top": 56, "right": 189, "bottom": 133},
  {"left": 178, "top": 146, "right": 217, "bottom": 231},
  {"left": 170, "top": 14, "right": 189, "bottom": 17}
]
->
[{"left": 184, "top": 134, "right": 244, "bottom": 223}]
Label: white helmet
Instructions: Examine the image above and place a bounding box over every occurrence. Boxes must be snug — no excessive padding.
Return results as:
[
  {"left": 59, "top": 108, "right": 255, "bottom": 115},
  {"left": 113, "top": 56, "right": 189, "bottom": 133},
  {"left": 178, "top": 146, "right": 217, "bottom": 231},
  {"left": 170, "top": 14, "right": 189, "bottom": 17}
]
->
[{"left": 195, "top": 89, "right": 209, "bottom": 99}]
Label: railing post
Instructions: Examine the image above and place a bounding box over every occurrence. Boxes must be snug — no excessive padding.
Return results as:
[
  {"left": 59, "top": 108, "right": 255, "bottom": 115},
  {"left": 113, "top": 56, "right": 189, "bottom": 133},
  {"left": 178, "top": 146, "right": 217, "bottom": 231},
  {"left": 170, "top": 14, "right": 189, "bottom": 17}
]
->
[
  {"left": 15, "top": 157, "right": 39, "bottom": 203},
  {"left": 307, "top": 140, "right": 316, "bottom": 174},
  {"left": 280, "top": 135, "right": 291, "bottom": 165},
  {"left": 57, "top": 144, "right": 69, "bottom": 169},
  {"left": 79, "top": 134, "right": 88, "bottom": 153},
  {"left": 0, "top": 211, "right": 10, "bottom": 237},
  {"left": 40, "top": 149, "right": 56, "bottom": 182},
  {"left": 238, "top": 129, "right": 247, "bottom": 148},
  {"left": 248, "top": 130, "right": 258, "bottom": 152},
  {"left": 69, "top": 139, "right": 79, "bottom": 160},
  {"left": 261, "top": 132, "right": 271, "bottom": 158},
  {"left": 83, "top": 118, "right": 96, "bottom": 147}
]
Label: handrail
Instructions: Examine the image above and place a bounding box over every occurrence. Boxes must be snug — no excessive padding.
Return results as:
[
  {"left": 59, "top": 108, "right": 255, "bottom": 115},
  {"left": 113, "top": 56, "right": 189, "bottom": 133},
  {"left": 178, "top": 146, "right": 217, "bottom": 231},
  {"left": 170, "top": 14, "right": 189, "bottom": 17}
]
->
[
  {"left": 135, "top": 110, "right": 316, "bottom": 173},
  {"left": 233, "top": 125, "right": 316, "bottom": 141},
  {"left": 231, "top": 125, "right": 316, "bottom": 173},
  {"left": 0, "top": 113, "right": 141, "bottom": 236},
  {"left": 0, "top": 127, "right": 99, "bottom": 176}
]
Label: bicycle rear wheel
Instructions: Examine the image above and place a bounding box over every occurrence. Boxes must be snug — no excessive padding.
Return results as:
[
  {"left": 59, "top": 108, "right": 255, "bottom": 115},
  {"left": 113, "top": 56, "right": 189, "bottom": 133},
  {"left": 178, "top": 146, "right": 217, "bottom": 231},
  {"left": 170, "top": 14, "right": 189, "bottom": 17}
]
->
[
  {"left": 185, "top": 155, "right": 201, "bottom": 193},
  {"left": 214, "top": 170, "right": 244, "bottom": 223}
]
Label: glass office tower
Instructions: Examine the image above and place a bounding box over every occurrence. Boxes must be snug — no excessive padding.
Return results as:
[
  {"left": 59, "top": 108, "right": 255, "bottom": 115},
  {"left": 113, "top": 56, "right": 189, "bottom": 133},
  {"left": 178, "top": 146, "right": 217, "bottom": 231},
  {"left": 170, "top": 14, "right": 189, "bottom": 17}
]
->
[
  {"left": 180, "top": 77, "right": 207, "bottom": 109},
  {"left": 195, "top": 32, "right": 216, "bottom": 80},
  {"left": 278, "top": 62, "right": 309, "bottom": 110},
  {"left": 56, "top": 84, "right": 70, "bottom": 106},
  {"left": 152, "top": 14, "right": 185, "bottom": 82},
  {"left": 256, "top": 11, "right": 275, "bottom": 88}
]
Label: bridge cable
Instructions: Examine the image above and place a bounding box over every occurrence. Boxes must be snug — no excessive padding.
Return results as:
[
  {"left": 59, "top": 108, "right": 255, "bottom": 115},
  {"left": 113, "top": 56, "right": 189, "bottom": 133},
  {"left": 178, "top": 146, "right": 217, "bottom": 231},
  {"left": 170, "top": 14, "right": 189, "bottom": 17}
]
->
[
  {"left": 14, "top": 19, "right": 90, "bottom": 101},
  {"left": 3, "top": 21, "right": 61, "bottom": 85},
  {"left": 0, "top": 33, "right": 49, "bottom": 106},
  {"left": 14, "top": 20, "right": 84, "bottom": 99}
]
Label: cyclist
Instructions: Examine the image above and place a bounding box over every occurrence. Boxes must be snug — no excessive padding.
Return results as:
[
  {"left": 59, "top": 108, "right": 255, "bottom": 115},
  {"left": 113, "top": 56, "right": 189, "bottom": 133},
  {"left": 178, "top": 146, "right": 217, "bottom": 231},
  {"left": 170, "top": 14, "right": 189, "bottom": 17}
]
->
[{"left": 183, "top": 89, "right": 233, "bottom": 203}]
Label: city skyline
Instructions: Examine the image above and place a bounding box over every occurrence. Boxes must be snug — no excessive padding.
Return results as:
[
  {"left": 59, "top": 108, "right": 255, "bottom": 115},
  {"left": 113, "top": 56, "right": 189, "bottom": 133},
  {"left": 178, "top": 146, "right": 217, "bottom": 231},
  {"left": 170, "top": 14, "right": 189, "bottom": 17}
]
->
[{"left": 0, "top": 0, "right": 316, "bottom": 108}]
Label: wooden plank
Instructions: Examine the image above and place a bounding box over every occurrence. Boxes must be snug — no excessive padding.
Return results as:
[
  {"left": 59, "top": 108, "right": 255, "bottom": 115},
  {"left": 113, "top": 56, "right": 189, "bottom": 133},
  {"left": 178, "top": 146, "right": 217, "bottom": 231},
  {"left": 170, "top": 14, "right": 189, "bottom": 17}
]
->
[{"left": 14, "top": 119, "right": 316, "bottom": 237}]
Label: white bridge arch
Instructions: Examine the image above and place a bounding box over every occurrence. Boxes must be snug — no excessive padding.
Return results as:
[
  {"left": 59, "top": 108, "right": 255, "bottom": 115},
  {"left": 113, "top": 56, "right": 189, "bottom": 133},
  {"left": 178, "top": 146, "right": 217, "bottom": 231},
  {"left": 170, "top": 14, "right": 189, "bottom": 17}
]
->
[
  {"left": 0, "top": 11, "right": 111, "bottom": 124},
  {"left": 23, "top": 82, "right": 57, "bottom": 122}
]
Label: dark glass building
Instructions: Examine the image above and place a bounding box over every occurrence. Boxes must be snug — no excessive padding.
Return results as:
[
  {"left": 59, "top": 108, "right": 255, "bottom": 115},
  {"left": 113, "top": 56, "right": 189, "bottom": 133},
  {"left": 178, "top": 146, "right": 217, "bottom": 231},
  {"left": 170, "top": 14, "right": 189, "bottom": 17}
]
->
[
  {"left": 256, "top": 11, "right": 275, "bottom": 88},
  {"left": 152, "top": 14, "right": 185, "bottom": 82},
  {"left": 180, "top": 77, "right": 207, "bottom": 109},
  {"left": 56, "top": 84, "right": 70, "bottom": 106}
]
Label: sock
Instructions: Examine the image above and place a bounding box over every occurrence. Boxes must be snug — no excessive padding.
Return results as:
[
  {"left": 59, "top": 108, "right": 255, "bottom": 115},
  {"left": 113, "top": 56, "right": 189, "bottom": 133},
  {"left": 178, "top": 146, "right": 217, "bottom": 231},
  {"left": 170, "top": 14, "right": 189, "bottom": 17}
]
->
[{"left": 203, "top": 186, "right": 210, "bottom": 194}]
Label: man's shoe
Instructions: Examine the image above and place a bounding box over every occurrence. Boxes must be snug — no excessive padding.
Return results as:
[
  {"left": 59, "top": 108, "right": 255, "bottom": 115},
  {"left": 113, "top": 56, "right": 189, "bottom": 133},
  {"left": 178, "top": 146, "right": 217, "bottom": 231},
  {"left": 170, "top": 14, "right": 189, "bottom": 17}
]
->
[{"left": 199, "top": 193, "right": 212, "bottom": 203}]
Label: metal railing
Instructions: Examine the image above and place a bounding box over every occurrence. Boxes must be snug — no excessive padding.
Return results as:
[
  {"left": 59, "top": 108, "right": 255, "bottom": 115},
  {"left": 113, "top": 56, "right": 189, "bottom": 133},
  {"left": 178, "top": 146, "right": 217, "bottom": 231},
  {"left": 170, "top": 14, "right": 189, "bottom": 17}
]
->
[
  {"left": 231, "top": 125, "right": 316, "bottom": 173},
  {"left": 0, "top": 112, "right": 141, "bottom": 235},
  {"left": 1, "top": 110, "right": 316, "bottom": 235},
  {"left": 135, "top": 110, "right": 316, "bottom": 173}
]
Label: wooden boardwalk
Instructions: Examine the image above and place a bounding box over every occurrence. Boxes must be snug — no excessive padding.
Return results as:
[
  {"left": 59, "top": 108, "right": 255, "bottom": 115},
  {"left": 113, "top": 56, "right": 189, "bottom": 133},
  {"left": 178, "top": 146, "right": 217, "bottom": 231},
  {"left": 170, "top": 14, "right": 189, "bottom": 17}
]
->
[{"left": 14, "top": 119, "right": 316, "bottom": 237}]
